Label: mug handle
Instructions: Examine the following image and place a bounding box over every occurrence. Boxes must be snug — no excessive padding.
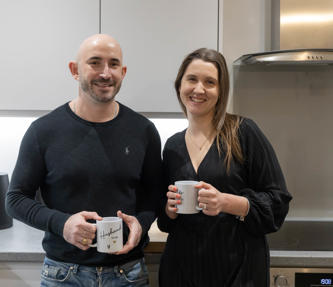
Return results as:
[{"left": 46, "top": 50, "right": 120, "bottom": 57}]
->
[
  {"left": 89, "top": 223, "right": 97, "bottom": 247},
  {"left": 196, "top": 188, "right": 202, "bottom": 211}
]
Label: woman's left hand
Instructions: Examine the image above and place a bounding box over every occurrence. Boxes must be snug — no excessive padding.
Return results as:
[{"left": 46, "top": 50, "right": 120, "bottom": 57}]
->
[{"left": 196, "top": 181, "right": 224, "bottom": 216}]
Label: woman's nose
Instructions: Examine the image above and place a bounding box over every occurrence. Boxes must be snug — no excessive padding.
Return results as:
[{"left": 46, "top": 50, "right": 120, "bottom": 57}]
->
[{"left": 193, "top": 82, "right": 205, "bottom": 93}]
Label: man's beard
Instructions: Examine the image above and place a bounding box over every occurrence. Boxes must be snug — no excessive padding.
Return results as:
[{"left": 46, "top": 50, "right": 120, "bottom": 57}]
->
[{"left": 80, "top": 78, "right": 122, "bottom": 103}]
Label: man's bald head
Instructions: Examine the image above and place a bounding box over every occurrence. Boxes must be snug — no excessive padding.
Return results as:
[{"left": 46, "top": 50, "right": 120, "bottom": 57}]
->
[
  {"left": 69, "top": 34, "right": 127, "bottom": 103},
  {"left": 76, "top": 34, "right": 123, "bottom": 63}
]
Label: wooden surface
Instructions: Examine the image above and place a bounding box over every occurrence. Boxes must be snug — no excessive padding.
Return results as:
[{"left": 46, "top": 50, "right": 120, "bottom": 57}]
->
[{"left": 145, "top": 221, "right": 168, "bottom": 253}]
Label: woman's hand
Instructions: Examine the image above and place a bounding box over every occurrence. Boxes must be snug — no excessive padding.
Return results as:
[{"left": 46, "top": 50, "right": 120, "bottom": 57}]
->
[
  {"left": 196, "top": 181, "right": 250, "bottom": 217},
  {"left": 196, "top": 181, "right": 224, "bottom": 216},
  {"left": 165, "top": 185, "right": 180, "bottom": 220}
]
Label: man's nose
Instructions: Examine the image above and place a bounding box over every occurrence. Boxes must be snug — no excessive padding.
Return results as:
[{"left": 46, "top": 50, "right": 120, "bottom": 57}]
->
[{"left": 99, "top": 63, "right": 112, "bottom": 79}]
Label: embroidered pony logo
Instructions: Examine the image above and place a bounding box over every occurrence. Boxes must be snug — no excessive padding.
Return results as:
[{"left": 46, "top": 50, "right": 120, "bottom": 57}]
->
[{"left": 125, "top": 146, "right": 130, "bottom": 155}]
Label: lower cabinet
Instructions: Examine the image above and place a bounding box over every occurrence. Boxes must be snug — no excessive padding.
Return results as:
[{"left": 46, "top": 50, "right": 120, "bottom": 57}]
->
[
  {"left": 147, "top": 259, "right": 159, "bottom": 287},
  {"left": 0, "top": 262, "right": 43, "bottom": 287}
]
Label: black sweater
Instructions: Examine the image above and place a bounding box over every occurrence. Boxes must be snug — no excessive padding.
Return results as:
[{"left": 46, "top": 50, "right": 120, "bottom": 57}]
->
[
  {"left": 157, "top": 118, "right": 292, "bottom": 287},
  {"left": 6, "top": 102, "right": 163, "bottom": 266}
]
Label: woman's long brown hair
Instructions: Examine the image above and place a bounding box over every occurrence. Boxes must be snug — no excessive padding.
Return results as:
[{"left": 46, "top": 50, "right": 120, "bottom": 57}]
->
[{"left": 175, "top": 48, "right": 243, "bottom": 172}]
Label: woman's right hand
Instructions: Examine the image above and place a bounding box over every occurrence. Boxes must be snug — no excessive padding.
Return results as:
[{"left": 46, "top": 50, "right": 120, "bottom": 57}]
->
[{"left": 165, "top": 185, "right": 181, "bottom": 220}]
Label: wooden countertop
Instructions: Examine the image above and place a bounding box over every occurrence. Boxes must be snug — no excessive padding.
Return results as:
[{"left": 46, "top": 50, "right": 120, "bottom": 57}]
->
[{"left": 145, "top": 221, "right": 168, "bottom": 253}]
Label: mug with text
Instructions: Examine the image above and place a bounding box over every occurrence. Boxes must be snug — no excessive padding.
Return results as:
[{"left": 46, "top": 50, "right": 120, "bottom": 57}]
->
[
  {"left": 90, "top": 217, "right": 123, "bottom": 253},
  {"left": 175, "top": 180, "right": 201, "bottom": 214}
]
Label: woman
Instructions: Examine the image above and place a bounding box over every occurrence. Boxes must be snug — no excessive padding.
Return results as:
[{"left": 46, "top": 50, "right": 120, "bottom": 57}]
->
[{"left": 157, "top": 48, "right": 292, "bottom": 287}]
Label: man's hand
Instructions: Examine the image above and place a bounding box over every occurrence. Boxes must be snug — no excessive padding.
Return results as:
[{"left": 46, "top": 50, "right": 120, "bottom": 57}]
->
[
  {"left": 63, "top": 211, "right": 102, "bottom": 250},
  {"left": 115, "top": 210, "right": 142, "bottom": 255}
]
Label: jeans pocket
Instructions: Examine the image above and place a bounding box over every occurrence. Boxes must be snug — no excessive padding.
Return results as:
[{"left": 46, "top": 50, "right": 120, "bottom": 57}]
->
[
  {"left": 41, "top": 259, "right": 73, "bottom": 283},
  {"left": 120, "top": 260, "right": 149, "bottom": 285}
]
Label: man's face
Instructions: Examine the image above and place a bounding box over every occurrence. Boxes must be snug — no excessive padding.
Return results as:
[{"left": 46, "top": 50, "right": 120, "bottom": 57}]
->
[{"left": 76, "top": 38, "right": 126, "bottom": 103}]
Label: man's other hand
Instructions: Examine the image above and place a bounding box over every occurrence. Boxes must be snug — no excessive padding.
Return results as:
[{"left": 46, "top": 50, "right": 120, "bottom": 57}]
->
[{"left": 114, "top": 210, "right": 142, "bottom": 255}]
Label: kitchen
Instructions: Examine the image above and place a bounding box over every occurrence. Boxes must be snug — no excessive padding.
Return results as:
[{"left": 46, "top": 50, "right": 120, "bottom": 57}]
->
[{"left": 1, "top": 1, "right": 333, "bottom": 286}]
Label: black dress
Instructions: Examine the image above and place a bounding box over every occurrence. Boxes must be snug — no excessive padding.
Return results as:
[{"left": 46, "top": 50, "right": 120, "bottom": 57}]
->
[{"left": 157, "top": 118, "right": 292, "bottom": 287}]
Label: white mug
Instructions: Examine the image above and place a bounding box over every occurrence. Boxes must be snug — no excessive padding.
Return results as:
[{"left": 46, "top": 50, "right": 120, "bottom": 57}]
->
[
  {"left": 175, "top": 180, "right": 202, "bottom": 214},
  {"left": 90, "top": 217, "right": 123, "bottom": 253}
]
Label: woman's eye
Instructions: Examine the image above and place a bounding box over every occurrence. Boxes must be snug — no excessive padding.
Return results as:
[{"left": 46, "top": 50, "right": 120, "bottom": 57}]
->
[{"left": 206, "top": 80, "right": 216, "bottom": 86}]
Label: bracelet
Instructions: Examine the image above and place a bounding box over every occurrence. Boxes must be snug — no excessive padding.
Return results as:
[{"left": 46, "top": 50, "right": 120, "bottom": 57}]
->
[{"left": 237, "top": 198, "right": 250, "bottom": 222}]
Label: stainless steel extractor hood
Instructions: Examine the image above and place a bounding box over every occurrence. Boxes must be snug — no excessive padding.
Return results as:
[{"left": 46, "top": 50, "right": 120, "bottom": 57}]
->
[
  {"left": 235, "top": 49, "right": 333, "bottom": 65},
  {"left": 235, "top": 0, "right": 333, "bottom": 65}
]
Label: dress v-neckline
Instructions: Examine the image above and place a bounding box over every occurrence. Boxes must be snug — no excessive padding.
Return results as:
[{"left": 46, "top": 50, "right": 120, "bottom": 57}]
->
[{"left": 183, "top": 130, "right": 215, "bottom": 175}]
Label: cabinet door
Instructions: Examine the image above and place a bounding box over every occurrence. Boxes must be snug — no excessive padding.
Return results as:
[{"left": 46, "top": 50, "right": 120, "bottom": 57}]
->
[
  {"left": 0, "top": 0, "right": 99, "bottom": 110},
  {"left": 0, "top": 262, "right": 43, "bottom": 287},
  {"left": 101, "top": 0, "right": 218, "bottom": 112}
]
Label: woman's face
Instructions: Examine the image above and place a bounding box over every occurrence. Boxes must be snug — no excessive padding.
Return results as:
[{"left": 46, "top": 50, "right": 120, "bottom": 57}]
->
[{"left": 179, "top": 59, "right": 219, "bottom": 119}]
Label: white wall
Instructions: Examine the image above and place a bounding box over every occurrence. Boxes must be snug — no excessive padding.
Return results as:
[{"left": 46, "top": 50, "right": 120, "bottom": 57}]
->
[{"left": 0, "top": 117, "right": 36, "bottom": 180}]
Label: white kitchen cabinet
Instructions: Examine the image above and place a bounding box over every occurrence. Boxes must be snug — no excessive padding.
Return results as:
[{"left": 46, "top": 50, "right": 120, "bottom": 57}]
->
[
  {"left": 0, "top": 0, "right": 99, "bottom": 110},
  {"left": 0, "top": 0, "right": 218, "bottom": 112},
  {"left": 101, "top": 0, "right": 219, "bottom": 112}
]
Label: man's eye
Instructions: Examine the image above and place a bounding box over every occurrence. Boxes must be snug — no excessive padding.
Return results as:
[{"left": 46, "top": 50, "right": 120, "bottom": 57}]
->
[{"left": 110, "top": 62, "right": 119, "bottom": 67}]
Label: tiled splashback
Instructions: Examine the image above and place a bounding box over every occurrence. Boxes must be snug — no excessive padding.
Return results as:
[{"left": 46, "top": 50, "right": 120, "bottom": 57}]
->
[{"left": 233, "top": 64, "right": 333, "bottom": 218}]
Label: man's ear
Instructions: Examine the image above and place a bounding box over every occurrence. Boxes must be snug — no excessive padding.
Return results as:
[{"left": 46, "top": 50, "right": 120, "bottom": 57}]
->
[
  {"left": 69, "top": 61, "right": 79, "bottom": 80},
  {"left": 121, "top": 66, "right": 127, "bottom": 80}
]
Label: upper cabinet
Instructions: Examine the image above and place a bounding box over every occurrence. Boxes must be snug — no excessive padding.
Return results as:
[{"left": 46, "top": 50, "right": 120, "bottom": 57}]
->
[
  {"left": 1, "top": 0, "right": 218, "bottom": 112},
  {"left": 101, "top": 0, "right": 218, "bottom": 112},
  {"left": 0, "top": 0, "right": 99, "bottom": 110}
]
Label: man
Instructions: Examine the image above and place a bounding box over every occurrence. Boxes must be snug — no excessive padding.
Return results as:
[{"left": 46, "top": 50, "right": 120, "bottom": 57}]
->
[{"left": 6, "top": 34, "right": 163, "bottom": 286}]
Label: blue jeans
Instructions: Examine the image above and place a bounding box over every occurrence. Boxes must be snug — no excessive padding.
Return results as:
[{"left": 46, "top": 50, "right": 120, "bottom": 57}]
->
[{"left": 40, "top": 256, "right": 149, "bottom": 287}]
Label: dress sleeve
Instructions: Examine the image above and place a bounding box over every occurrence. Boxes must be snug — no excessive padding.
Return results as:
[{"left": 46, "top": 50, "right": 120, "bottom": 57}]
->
[
  {"left": 156, "top": 139, "right": 179, "bottom": 233},
  {"left": 5, "top": 123, "right": 70, "bottom": 236},
  {"left": 135, "top": 122, "right": 164, "bottom": 237},
  {"left": 239, "top": 119, "right": 292, "bottom": 236}
]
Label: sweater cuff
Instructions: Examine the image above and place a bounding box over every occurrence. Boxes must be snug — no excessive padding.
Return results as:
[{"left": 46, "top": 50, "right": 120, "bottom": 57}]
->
[
  {"left": 135, "top": 211, "right": 155, "bottom": 238},
  {"left": 48, "top": 211, "right": 71, "bottom": 237}
]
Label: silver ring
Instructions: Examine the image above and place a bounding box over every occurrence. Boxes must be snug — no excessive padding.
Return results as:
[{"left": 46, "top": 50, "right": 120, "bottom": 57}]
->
[{"left": 203, "top": 204, "right": 207, "bottom": 210}]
